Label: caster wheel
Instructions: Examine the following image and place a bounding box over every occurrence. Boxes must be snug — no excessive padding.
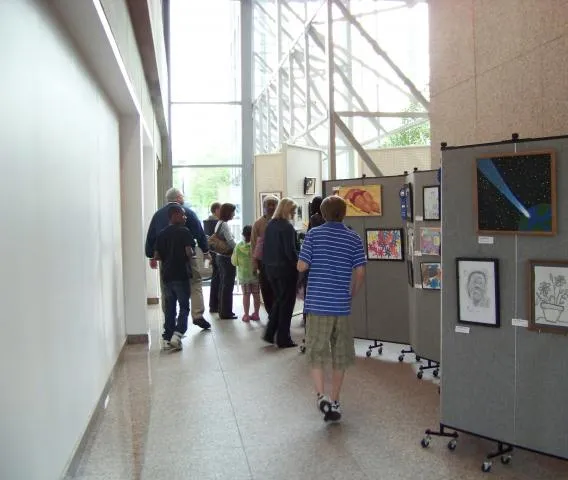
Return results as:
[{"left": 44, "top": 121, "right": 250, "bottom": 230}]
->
[
  {"left": 481, "top": 461, "right": 492, "bottom": 473},
  {"left": 378, "top": 347, "right": 383, "bottom": 355},
  {"left": 447, "top": 439, "right": 457, "bottom": 451},
  {"left": 501, "top": 455, "right": 512, "bottom": 465},
  {"left": 433, "top": 369, "right": 439, "bottom": 378},
  {"left": 299, "top": 346, "right": 306, "bottom": 353},
  {"left": 415, "top": 355, "right": 421, "bottom": 362},
  {"left": 420, "top": 436, "right": 431, "bottom": 448},
  {"left": 417, "top": 371, "right": 424, "bottom": 379},
  {"left": 366, "top": 350, "right": 371, "bottom": 358},
  {"left": 398, "top": 354, "right": 404, "bottom": 362}
]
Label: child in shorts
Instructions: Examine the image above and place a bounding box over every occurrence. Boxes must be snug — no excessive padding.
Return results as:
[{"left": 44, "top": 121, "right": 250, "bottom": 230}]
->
[{"left": 231, "top": 225, "right": 260, "bottom": 322}]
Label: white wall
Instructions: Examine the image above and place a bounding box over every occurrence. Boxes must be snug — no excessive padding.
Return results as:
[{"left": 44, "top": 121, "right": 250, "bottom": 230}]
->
[
  {"left": 0, "top": 1, "right": 126, "bottom": 478},
  {"left": 359, "top": 145, "right": 432, "bottom": 177}
]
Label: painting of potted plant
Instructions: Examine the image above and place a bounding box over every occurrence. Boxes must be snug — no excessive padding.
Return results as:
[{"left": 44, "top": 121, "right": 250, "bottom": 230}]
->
[{"left": 530, "top": 261, "right": 568, "bottom": 334}]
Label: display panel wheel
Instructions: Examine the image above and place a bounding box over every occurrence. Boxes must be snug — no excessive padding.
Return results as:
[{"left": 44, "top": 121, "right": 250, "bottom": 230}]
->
[
  {"left": 421, "top": 436, "right": 431, "bottom": 448},
  {"left": 378, "top": 347, "right": 383, "bottom": 355},
  {"left": 501, "top": 455, "right": 512, "bottom": 465},
  {"left": 299, "top": 345, "right": 306, "bottom": 354},
  {"left": 447, "top": 439, "right": 457, "bottom": 451},
  {"left": 398, "top": 354, "right": 404, "bottom": 362},
  {"left": 417, "top": 371, "right": 424, "bottom": 379},
  {"left": 366, "top": 350, "right": 371, "bottom": 357},
  {"left": 481, "top": 461, "right": 492, "bottom": 473},
  {"left": 415, "top": 355, "right": 421, "bottom": 362},
  {"left": 433, "top": 369, "right": 439, "bottom": 378}
]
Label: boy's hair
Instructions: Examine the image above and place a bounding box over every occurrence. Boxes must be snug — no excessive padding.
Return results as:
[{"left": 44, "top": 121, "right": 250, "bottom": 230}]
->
[
  {"left": 219, "top": 203, "right": 236, "bottom": 221},
  {"left": 210, "top": 202, "right": 221, "bottom": 214},
  {"left": 168, "top": 204, "right": 184, "bottom": 219},
  {"left": 242, "top": 225, "right": 252, "bottom": 241},
  {"left": 321, "top": 196, "right": 346, "bottom": 222}
]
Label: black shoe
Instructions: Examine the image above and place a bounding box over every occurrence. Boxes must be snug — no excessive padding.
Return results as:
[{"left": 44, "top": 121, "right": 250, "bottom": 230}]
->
[
  {"left": 262, "top": 332, "right": 274, "bottom": 344},
  {"left": 277, "top": 341, "right": 298, "bottom": 349},
  {"left": 193, "top": 317, "right": 211, "bottom": 330},
  {"left": 220, "top": 314, "right": 238, "bottom": 320},
  {"left": 209, "top": 309, "right": 219, "bottom": 314}
]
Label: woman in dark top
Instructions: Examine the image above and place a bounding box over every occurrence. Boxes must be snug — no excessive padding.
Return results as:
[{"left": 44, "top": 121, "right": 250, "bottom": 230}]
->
[
  {"left": 262, "top": 198, "right": 298, "bottom": 348},
  {"left": 308, "top": 196, "right": 324, "bottom": 231}
]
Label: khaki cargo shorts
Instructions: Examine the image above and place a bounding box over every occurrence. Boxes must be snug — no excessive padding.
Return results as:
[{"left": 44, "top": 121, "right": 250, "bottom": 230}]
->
[{"left": 305, "top": 314, "right": 355, "bottom": 370}]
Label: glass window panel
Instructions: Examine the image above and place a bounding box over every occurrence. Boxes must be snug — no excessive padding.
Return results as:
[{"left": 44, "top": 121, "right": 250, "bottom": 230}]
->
[
  {"left": 170, "top": 0, "right": 241, "bottom": 102},
  {"left": 172, "top": 104, "right": 242, "bottom": 166},
  {"left": 173, "top": 166, "right": 243, "bottom": 240}
]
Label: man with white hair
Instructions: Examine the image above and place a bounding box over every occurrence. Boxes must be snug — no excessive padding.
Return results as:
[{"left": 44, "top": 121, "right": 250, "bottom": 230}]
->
[{"left": 145, "top": 188, "right": 211, "bottom": 341}]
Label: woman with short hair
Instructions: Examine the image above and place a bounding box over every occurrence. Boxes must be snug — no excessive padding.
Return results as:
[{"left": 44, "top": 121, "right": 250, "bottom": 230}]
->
[
  {"left": 262, "top": 198, "right": 298, "bottom": 348},
  {"left": 215, "top": 203, "right": 237, "bottom": 319}
]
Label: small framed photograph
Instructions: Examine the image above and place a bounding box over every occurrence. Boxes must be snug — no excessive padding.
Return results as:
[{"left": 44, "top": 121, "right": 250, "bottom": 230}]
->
[
  {"left": 259, "top": 192, "right": 282, "bottom": 216},
  {"left": 407, "top": 226, "right": 414, "bottom": 260},
  {"left": 304, "top": 177, "right": 316, "bottom": 195},
  {"left": 420, "top": 262, "right": 441, "bottom": 290},
  {"left": 403, "top": 183, "right": 413, "bottom": 221},
  {"left": 365, "top": 228, "right": 404, "bottom": 261},
  {"left": 407, "top": 260, "right": 414, "bottom": 287},
  {"left": 530, "top": 260, "right": 568, "bottom": 334},
  {"left": 456, "top": 258, "right": 500, "bottom": 327},
  {"left": 423, "top": 185, "right": 440, "bottom": 221},
  {"left": 420, "top": 227, "right": 441, "bottom": 256}
]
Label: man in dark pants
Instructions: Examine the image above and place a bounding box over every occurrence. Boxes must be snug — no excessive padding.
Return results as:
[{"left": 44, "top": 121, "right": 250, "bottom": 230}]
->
[
  {"left": 145, "top": 187, "right": 211, "bottom": 330},
  {"left": 203, "top": 202, "right": 221, "bottom": 313},
  {"left": 153, "top": 205, "right": 194, "bottom": 351}
]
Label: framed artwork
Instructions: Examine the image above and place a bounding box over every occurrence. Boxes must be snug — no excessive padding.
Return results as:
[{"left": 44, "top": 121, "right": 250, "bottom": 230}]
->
[
  {"left": 407, "top": 260, "right": 414, "bottom": 287},
  {"left": 456, "top": 258, "right": 500, "bottom": 327},
  {"left": 304, "top": 177, "right": 316, "bottom": 195},
  {"left": 475, "top": 151, "right": 556, "bottom": 235},
  {"left": 259, "top": 192, "right": 282, "bottom": 216},
  {"left": 420, "top": 227, "right": 441, "bottom": 256},
  {"left": 337, "top": 185, "right": 382, "bottom": 217},
  {"left": 365, "top": 228, "right": 404, "bottom": 261},
  {"left": 407, "top": 226, "right": 415, "bottom": 260},
  {"left": 420, "top": 262, "right": 441, "bottom": 290},
  {"left": 401, "top": 183, "right": 413, "bottom": 221},
  {"left": 529, "top": 260, "right": 568, "bottom": 334},
  {"left": 423, "top": 185, "right": 440, "bottom": 221}
]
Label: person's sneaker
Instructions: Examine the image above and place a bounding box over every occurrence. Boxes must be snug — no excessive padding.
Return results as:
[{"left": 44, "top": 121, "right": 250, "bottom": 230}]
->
[
  {"left": 161, "top": 338, "right": 173, "bottom": 350},
  {"left": 193, "top": 317, "right": 211, "bottom": 330},
  {"left": 250, "top": 313, "right": 260, "bottom": 321},
  {"left": 324, "top": 401, "right": 342, "bottom": 423},
  {"left": 317, "top": 393, "right": 331, "bottom": 416},
  {"left": 169, "top": 332, "right": 183, "bottom": 351},
  {"left": 242, "top": 314, "right": 251, "bottom": 323}
]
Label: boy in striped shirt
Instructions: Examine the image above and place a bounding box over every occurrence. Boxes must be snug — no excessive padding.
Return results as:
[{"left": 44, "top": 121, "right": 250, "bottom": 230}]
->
[{"left": 297, "top": 196, "right": 366, "bottom": 422}]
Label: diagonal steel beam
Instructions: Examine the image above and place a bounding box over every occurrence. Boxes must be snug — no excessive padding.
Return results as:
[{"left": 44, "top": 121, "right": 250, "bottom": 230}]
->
[
  {"left": 333, "top": 0, "right": 429, "bottom": 110},
  {"left": 334, "top": 114, "right": 382, "bottom": 176}
]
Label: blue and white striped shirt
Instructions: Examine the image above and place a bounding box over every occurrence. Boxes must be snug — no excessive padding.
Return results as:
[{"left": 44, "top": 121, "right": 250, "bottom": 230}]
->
[{"left": 299, "top": 222, "right": 366, "bottom": 316}]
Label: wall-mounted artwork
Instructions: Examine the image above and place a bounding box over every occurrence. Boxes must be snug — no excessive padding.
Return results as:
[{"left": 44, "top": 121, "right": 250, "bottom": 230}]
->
[
  {"left": 456, "top": 258, "right": 500, "bottom": 327},
  {"left": 338, "top": 185, "right": 382, "bottom": 217},
  {"left": 420, "top": 227, "right": 441, "bottom": 256},
  {"left": 365, "top": 228, "right": 403, "bottom": 261},
  {"left": 423, "top": 185, "right": 440, "bottom": 221},
  {"left": 407, "top": 227, "right": 415, "bottom": 260},
  {"left": 304, "top": 177, "right": 316, "bottom": 195},
  {"left": 530, "top": 260, "right": 568, "bottom": 334},
  {"left": 475, "top": 151, "right": 556, "bottom": 235},
  {"left": 407, "top": 260, "right": 414, "bottom": 287},
  {"left": 402, "top": 183, "right": 413, "bottom": 221},
  {"left": 421, "top": 262, "right": 441, "bottom": 290},
  {"left": 259, "top": 192, "right": 282, "bottom": 216}
]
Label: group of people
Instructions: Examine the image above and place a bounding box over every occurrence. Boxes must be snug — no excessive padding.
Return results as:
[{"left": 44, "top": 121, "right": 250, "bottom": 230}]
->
[{"left": 145, "top": 187, "right": 367, "bottom": 423}]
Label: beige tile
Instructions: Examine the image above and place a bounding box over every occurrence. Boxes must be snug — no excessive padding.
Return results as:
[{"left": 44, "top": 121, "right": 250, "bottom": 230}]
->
[
  {"left": 475, "top": 63, "right": 507, "bottom": 142},
  {"left": 429, "top": 0, "right": 476, "bottom": 96},
  {"left": 541, "top": 34, "right": 568, "bottom": 136},
  {"left": 520, "top": 0, "right": 568, "bottom": 52}
]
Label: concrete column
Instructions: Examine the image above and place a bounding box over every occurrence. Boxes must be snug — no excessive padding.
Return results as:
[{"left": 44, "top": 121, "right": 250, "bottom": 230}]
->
[
  {"left": 241, "top": 0, "right": 254, "bottom": 225},
  {"left": 143, "top": 145, "right": 159, "bottom": 302},
  {"left": 120, "top": 115, "right": 148, "bottom": 340}
]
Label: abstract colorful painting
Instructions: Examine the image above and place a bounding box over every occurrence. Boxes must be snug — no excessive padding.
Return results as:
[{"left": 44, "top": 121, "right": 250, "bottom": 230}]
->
[
  {"left": 338, "top": 185, "right": 382, "bottom": 217},
  {"left": 420, "top": 227, "right": 441, "bottom": 256},
  {"left": 421, "top": 262, "right": 441, "bottom": 290},
  {"left": 475, "top": 151, "right": 556, "bottom": 235},
  {"left": 365, "top": 228, "right": 404, "bottom": 261}
]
